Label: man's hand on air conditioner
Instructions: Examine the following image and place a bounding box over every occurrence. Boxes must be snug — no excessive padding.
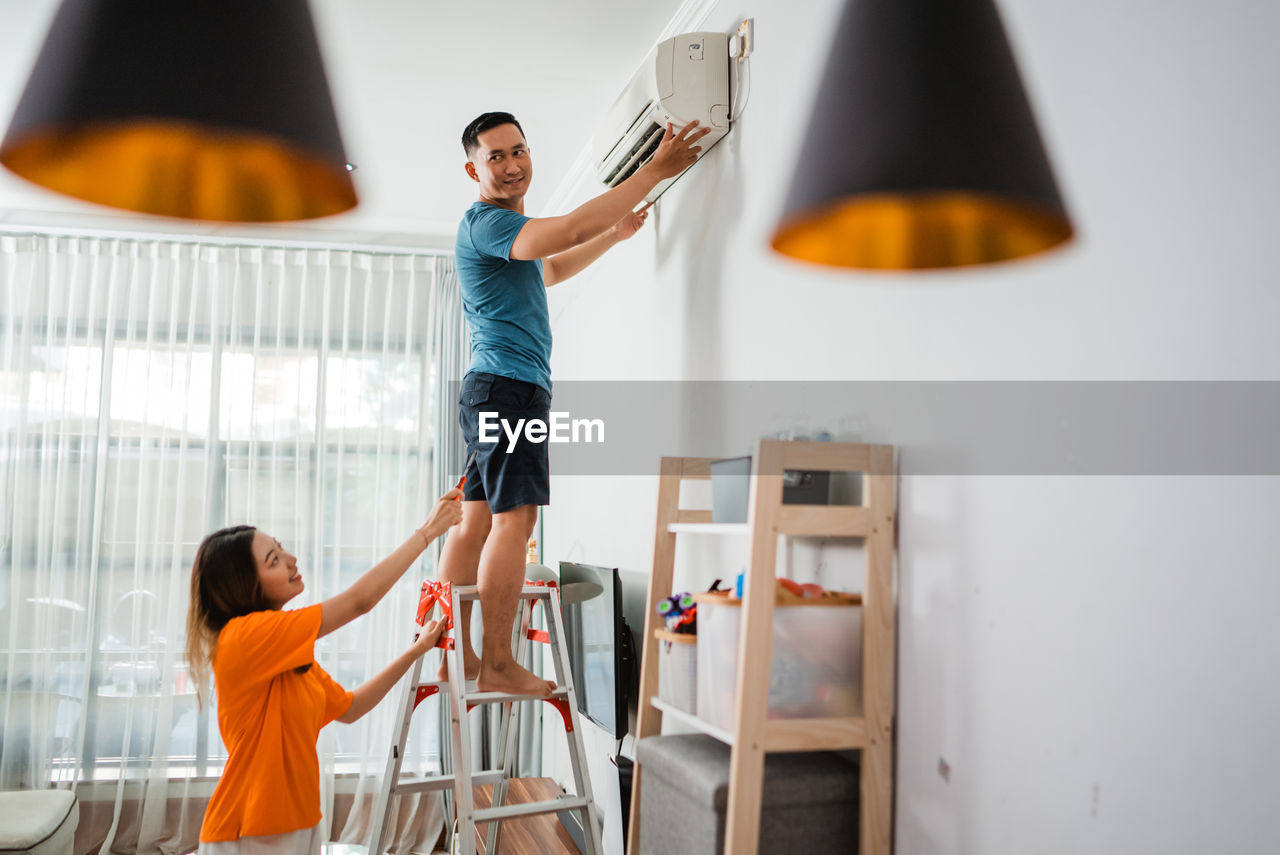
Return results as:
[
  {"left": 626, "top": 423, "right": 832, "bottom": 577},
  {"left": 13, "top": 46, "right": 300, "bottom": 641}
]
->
[{"left": 646, "top": 121, "right": 712, "bottom": 180}]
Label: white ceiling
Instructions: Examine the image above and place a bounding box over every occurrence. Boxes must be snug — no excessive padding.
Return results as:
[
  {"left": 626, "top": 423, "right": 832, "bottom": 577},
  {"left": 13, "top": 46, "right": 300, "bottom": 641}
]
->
[{"left": 0, "top": 0, "right": 688, "bottom": 249}]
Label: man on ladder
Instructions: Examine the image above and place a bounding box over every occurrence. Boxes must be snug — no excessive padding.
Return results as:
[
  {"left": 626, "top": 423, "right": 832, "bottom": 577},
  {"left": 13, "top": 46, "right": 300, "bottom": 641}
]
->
[
  {"left": 370, "top": 108, "right": 706, "bottom": 855},
  {"left": 437, "top": 110, "right": 708, "bottom": 696}
]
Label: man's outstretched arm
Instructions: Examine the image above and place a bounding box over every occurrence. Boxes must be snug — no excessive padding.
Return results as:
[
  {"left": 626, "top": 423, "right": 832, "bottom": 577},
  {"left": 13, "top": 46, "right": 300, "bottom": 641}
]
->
[
  {"left": 542, "top": 205, "right": 649, "bottom": 287},
  {"left": 508, "top": 122, "right": 709, "bottom": 262}
]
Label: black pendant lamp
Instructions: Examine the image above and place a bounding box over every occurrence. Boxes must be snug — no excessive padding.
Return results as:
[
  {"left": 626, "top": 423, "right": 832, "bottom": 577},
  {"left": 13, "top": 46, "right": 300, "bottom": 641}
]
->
[
  {"left": 0, "top": 0, "right": 357, "bottom": 222},
  {"left": 772, "top": 0, "right": 1073, "bottom": 270}
]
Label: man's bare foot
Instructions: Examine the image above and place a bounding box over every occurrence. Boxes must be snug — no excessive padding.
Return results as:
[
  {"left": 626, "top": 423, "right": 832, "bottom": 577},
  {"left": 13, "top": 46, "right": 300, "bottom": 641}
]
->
[
  {"left": 476, "top": 660, "right": 557, "bottom": 697},
  {"left": 438, "top": 648, "right": 481, "bottom": 683}
]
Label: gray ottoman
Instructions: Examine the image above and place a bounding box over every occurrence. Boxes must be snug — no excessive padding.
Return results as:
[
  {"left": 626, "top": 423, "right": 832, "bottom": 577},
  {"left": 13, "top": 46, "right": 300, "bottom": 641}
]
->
[
  {"left": 635, "top": 734, "right": 858, "bottom": 855},
  {"left": 0, "top": 790, "right": 78, "bottom": 855}
]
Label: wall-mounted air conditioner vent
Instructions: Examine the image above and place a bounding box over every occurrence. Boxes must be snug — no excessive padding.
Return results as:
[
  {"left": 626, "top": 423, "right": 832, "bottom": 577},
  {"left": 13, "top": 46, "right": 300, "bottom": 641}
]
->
[
  {"left": 603, "top": 122, "right": 664, "bottom": 187},
  {"left": 593, "top": 32, "right": 731, "bottom": 203}
]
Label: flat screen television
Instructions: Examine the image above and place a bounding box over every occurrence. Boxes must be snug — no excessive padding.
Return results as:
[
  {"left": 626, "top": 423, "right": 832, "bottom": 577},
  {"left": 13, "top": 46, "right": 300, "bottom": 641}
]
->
[{"left": 559, "top": 562, "right": 636, "bottom": 738}]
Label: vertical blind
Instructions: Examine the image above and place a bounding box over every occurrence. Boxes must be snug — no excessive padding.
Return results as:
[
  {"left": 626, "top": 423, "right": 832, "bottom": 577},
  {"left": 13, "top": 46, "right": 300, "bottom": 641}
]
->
[{"left": 0, "top": 234, "right": 465, "bottom": 853}]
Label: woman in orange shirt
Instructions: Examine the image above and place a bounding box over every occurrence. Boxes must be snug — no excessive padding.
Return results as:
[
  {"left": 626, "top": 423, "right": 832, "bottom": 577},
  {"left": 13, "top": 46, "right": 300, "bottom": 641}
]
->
[{"left": 185, "top": 489, "right": 463, "bottom": 853}]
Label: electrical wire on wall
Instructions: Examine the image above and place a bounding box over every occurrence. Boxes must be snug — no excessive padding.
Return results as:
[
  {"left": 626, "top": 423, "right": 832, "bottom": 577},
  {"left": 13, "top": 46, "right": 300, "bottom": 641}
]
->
[{"left": 728, "top": 18, "right": 754, "bottom": 121}]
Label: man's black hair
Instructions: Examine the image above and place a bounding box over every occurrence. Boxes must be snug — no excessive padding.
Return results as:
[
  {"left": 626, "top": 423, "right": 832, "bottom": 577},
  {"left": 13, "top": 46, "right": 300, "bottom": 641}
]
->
[{"left": 462, "top": 112, "right": 526, "bottom": 158}]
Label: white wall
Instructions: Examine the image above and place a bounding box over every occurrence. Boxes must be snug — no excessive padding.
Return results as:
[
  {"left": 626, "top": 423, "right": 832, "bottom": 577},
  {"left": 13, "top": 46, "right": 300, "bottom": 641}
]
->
[{"left": 538, "top": 1, "right": 1280, "bottom": 853}]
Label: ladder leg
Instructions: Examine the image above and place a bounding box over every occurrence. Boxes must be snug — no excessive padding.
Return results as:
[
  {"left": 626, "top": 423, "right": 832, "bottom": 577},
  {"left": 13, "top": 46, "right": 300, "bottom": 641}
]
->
[
  {"left": 482, "top": 701, "right": 516, "bottom": 854},
  {"left": 487, "top": 594, "right": 538, "bottom": 852},
  {"left": 448, "top": 587, "right": 478, "bottom": 855},
  {"left": 369, "top": 636, "right": 428, "bottom": 853},
  {"left": 544, "top": 588, "right": 603, "bottom": 855},
  {"left": 439, "top": 658, "right": 456, "bottom": 853}
]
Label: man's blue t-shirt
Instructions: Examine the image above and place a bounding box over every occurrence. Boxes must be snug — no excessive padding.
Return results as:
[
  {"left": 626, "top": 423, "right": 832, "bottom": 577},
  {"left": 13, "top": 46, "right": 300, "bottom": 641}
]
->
[{"left": 454, "top": 202, "right": 551, "bottom": 392}]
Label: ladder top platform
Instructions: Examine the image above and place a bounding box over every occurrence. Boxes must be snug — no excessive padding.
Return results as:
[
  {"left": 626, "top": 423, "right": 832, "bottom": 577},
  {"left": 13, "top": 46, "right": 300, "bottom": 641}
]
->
[
  {"left": 464, "top": 686, "right": 570, "bottom": 705},
  {"left": 449, "top": 584, "right": 558, "bottom": 602},
  {"left": 414, "top": 679, "right": 572, "bottom": 705}
]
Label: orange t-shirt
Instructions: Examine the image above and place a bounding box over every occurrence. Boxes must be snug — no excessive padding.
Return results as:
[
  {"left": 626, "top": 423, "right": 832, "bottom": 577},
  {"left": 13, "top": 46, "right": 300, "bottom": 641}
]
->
[{"left": 199, "top": 604, "right": 353, "bottom": 842}]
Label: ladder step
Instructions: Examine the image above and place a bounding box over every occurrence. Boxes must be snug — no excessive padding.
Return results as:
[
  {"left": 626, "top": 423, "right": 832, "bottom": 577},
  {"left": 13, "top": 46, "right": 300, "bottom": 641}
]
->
[
  {"left": 390, "top": 774, "right": 455, "bottom": 794},
  {"left": 389, "top": 768, "right": 508, "bottom": 794},
  {"left": 463, "top": 686, "right": 569, "bottom": 706},
  {"left": 472, "top": 795, "right": 590, "bottom": 824},
  {"left": 452, "top": 584, "right": 555, "bottom": 602}
]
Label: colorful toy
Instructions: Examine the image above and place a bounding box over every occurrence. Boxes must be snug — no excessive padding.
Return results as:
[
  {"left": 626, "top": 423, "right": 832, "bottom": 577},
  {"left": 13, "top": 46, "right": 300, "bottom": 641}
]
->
[
  {"left": 656, "top": 581, "right": 727, "bottom": 635},
  {"left": 657, "top": 592, "right": 695, "bottom": 617},
  {"left": 656, "top": 592, "right": 696, "bottom": 634}
]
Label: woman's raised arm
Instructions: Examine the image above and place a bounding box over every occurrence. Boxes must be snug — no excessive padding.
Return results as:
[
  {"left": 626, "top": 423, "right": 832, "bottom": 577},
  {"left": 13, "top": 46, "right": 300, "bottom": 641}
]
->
[{"left": 318, "top": 490, "right": 462, "bottom": 638}]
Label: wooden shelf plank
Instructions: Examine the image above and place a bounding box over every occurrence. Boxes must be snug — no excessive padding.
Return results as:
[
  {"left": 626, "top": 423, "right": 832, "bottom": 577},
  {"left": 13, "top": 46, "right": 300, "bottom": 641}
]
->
[
  {"left": 775, "top": 505, "right": 870, "bottom": 537},
  {"left": 670, "top": 511, "right": 871, "bottom": 537},
  {"left": 724, "top": 439, "right": 786, "bottom": 855},
  {"left": 649, "top": 697, "right": 735, "bottom": 745},
  {"left": 861, "top": 447, "right": 897, "bottom": 855},
  {"left": 679, "top": 458, "right": 715, "bottom": 479},
  {"left": 674, "top": 509, "right": 714, "bottom": 524},
  {"left": 667, "top": 522, "right": 750, "bottom": 535},
  {"left": 773, "top": 439, "right": 871, "bottom": 473},
  {"left": 764, "top": 717, "right": 869, "bottom": 751},
  {"left": 648, "top": 701, "right": 870, "bottom": 752}
]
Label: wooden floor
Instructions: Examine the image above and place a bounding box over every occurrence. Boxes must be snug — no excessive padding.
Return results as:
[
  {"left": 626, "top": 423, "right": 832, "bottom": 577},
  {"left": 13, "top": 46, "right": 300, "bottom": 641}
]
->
[{"left": 473, "top": 777, "right": 582, "bottom": 855}]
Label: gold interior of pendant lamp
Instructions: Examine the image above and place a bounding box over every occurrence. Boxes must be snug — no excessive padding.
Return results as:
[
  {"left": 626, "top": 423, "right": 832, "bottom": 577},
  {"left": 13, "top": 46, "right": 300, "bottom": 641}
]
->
[
  {"left": 0, "top": 120, "right": 357, "bottom": 222},
  {"left": 772, "top": 192, "right": 1073, "bottom": 270}
]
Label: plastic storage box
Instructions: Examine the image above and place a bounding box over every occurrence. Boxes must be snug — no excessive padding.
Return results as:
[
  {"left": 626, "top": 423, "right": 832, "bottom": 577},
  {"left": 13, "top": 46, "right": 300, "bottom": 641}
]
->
[
  {"left": 655, "top": 629, "right": 697, "bottom": 713},
  {"left": 695, "top": 590, "right": 861, "bottom": 731}
]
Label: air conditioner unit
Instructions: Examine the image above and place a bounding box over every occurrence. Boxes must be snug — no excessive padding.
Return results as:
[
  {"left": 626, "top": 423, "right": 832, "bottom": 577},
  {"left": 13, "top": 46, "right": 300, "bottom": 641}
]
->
[{"left": 594, "top": 32, "right": 731, "bottom": 203}]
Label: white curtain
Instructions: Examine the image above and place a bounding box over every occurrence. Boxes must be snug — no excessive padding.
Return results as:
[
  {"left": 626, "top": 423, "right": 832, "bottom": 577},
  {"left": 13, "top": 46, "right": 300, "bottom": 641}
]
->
[{"left": 0, "top": 234, "right": 465, "bottom": 855}]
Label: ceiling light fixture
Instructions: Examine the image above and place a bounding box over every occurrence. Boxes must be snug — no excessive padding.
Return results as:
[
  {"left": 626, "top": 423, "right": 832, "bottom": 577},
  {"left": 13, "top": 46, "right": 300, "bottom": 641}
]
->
[
  {"left": 771, "top": 0, "right": 1073, "bottom": 270},
  {"left": 0, "top": 0, "right": 357, "bottom": 222}
]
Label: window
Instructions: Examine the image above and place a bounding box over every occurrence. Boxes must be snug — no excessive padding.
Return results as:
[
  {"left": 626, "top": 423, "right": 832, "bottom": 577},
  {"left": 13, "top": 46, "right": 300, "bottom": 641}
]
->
[{"left": 0, "top": 237, "right": 460, "bottom": 787}]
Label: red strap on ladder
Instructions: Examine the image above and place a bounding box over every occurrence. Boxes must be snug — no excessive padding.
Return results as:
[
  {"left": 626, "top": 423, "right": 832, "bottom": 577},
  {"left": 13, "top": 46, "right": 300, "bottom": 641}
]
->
[
  {"left": 416, "top": 580, "right": 456, "bottom": 650},
  {"left": 521, "top": 579, "right": 556, "bottom": 645}
]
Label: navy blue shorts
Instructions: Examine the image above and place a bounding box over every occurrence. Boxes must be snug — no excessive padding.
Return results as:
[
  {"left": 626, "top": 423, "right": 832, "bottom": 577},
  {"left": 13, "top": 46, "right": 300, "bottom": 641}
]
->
[{"left": 458, "top": 371, "right": 551, "bottom": 514}]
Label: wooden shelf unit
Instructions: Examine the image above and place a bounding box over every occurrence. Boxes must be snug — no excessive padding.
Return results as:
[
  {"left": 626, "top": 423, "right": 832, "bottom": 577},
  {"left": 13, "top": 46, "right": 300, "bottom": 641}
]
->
[{"left": 626, "top": 440, "right": 897, "bottom": 855}]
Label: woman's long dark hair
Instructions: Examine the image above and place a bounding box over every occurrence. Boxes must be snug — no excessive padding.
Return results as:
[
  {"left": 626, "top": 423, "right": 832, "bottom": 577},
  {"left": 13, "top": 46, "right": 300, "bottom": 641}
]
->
[{"left": 185, "top": 525, "right": 270, "bottom": 706}]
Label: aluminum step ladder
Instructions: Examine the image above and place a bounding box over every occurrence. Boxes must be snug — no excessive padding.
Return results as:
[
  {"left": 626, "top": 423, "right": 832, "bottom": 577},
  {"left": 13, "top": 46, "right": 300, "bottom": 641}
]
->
[{"left": 368, "top": 580, "right": 602, "bottom": 855}]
